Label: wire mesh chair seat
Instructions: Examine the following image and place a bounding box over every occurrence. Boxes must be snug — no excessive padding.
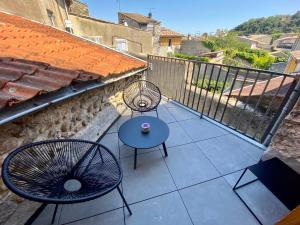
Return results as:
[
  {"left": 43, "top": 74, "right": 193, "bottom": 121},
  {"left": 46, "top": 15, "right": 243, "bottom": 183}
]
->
[
  {"left": 1, "top": 139, "right": 132, "bottom": 224},
  {"left": 123, "top": 80, "right": 161, "bottom": 117}
]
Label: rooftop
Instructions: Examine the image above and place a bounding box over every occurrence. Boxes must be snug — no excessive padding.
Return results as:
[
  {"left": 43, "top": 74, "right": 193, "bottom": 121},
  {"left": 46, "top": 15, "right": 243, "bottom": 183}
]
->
[
  {"left": 118, "top": 12, "right": 160, "bottom": 24},
  {"left": 291, "top": 50, "right": 300, "bottom": 61},
  {"left": 160, "top": 27, "right": 184, "bottom": 37},
  {"left": 31, "top": 100, "right": 289, "bottom": 225},
  {"left": 0, "top": 11, "right": 146, "bottom": 110},
  {"left": 229, "top": 76, "right": 295, "bottom": 98}
]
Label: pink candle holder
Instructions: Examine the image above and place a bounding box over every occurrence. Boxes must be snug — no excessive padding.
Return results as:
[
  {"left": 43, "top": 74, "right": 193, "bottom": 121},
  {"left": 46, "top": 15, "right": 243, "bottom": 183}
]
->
[{"left": 141, "top": 122, "right": 150, "bottom": 133}]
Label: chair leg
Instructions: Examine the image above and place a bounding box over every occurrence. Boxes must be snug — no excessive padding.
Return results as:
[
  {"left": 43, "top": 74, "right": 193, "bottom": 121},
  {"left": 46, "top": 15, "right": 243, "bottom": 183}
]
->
[
  {"left": 162, "top": 142, "right": 168, "bottom": 157},
  {"left": 134, "top": 148, "right": 137, "bottom": 169},
  {"left": 25, "top": 203, "right": 47, "bottom": 225},
  {"left": 51, "top": 204, "right": 58, "bottom": 224},
  {"left": 131, "top": 110, "right": 133, "bottom": 118},
  {"left": 155, "top": 109, "right": 159, "bottom": 118},
  {"left": 117, "top": 186, "right": 132, "bottom": 215}
]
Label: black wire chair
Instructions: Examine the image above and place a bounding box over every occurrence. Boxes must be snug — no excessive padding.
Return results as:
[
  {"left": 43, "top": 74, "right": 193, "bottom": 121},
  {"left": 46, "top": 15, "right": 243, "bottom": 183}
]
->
[
  {"left": 123, "top": 80, "right": 161, "bottom": 118},
  {"left": 1, "top": 139, "right": 132, "bottom": 224}
]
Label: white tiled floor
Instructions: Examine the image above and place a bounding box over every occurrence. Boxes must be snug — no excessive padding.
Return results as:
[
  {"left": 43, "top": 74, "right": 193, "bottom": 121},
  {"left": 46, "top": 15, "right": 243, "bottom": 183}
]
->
[{"left": 33, "top": 100, "right": 289, "bottom": 225}]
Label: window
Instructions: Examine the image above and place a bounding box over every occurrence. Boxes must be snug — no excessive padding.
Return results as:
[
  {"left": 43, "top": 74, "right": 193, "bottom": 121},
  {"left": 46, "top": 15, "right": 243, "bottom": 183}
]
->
[
  {"left": 168, "top": 39, "right": 172, "bottom": 47},
  {"left": 115, "top": 39, "right": 128, "bottom": 52},
  {"left": 94, "top": 36, "right": 102, "bottom": 44},
  {"left": 47, "top": 9, "right": 55, "bottom": 26}
]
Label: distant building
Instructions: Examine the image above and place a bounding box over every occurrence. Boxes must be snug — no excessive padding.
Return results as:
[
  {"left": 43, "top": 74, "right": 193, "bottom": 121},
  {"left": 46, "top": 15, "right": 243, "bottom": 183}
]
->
[
  {"left": 285, "top": 51, "right": 300, "bottom": 73},
  {"left": 285, "top": 36, "right": 300, "bottom": 73},
  {"left": 274, "top": 36, "right": 298, "bottom": 49},
  {"left": 68, "top": 0, "right": 89, "bottom": 16},
  {"left": 159, "top": 27, "right": 184, "bottom": 56},
  {"left": 70, "top": 13, "right": 153, "bottom": 56},
  {"left": 0, "top": 0, "right": 72, "bottom": 32},
  {"left": 118, "top": 12, "right": 161, "bottom": 54},
  {"left": 0, "top": 0, "right": 153, "bottom": 57}
]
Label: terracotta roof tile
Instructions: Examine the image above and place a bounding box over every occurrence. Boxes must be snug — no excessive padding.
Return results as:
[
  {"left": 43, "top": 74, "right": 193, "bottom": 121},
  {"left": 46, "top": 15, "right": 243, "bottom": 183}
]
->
[
  {"left": 119, "top": 12, "right": 160, "bottom": 24},
  {"left": 160, "top": 27, "right": 183, "bottom": 37},
  {"left": 0, "top": 11, "right": 145, "bottom": 77},
  {"left": 229, "top": 76, "right": 294, "bottom": 98},
  {"left": 291, "top": 51, "right": 300, "bottom": 61},
  {"left": 0, "top": 11, "right": 146, "bottom": 110}
]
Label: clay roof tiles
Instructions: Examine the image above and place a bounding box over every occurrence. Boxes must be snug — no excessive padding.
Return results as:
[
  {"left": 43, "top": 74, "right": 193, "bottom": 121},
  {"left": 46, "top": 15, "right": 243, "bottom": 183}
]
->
[
  {"left": 0, "top": 11, "right": 146, "bottom": 110},
  {"left": 160, "top": 27, "right": 183, "bottom": 37},
  {"left": 119, "top": 12, "right": 160, "bottom": 24},
  {"left": 228, "top": 76, "right": 295, "bottom": 98}
]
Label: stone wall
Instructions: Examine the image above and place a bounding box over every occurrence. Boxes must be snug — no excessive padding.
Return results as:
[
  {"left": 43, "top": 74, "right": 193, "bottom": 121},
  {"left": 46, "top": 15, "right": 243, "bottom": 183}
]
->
[
  {"left": 68, "top": 0, "right": 89, "bottom": 16},
  {"left": 0, "top": 75, "right": 138, "bottom": 225},
  {"left": 179, "top": 40, "right": 211, "bottom": 56},
  {"left": 263, "top": 99, "right": 300, "bottom": 173}
]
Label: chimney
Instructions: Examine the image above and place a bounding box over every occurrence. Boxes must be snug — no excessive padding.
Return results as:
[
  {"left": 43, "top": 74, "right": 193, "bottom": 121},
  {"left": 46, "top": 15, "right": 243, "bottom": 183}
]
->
[{"left": 148, "top": 12, "right": 152, "bottom": 18}]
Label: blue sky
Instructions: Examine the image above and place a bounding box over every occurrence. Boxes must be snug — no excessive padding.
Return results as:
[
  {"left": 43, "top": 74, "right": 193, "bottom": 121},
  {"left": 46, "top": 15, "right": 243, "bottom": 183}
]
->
[{"left": 83, "top": 0, "right": 300, "bottom": 34}]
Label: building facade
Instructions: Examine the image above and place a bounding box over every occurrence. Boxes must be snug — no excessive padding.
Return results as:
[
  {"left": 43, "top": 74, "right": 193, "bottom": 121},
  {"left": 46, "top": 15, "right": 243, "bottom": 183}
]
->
[
  {"left": 159, "top": 27, "right": 184, "bottom": 56},
  {"left": 0, "top": 0, "right": 153, "bottom": 57},
  {"left": 70, "top": 14, "right": 153, "bottom": 56},
  {"left": 118, "top": 12, "right": 161, "bottom": 54},
  {"left": 0, "top": 0, "right": 71, "bottom": 31}
]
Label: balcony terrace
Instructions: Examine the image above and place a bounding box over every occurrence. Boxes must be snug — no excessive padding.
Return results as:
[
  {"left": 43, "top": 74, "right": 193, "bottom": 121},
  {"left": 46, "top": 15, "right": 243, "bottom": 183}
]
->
[{"left": 31, "top": 99, "right": 289, "bottom": 225}]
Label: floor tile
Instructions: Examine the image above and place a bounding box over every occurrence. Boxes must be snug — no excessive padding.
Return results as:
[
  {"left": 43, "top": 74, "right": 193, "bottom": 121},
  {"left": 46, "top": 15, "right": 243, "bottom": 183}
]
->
[
  {"left": 119, "top": 140, "right": 160, "bottom": 158},
  {"left": 235, "top": 181, "right": 289, "bottom": 225},
  {"left": 196, "top": 135, "right": 260, "bottom": 175},
  {"left": 99, "top": 133, "right": 119, "bottom": 159},
  {"left": 163, "top": 143, "right": 220, "bottom": 189},
  {"left": 106, "top": 121, "right": 118, "bottom": 134},
  {"left": 60, "top": 190, "right": 123, "bottom": 224},
  {"left": 143, "top": 106, "right": 177, "bottom": 124},
  {"left": 125, "top": 192, "right": 192, "bottom": 225},
  {"left": 159, "top": 100, "right": 177, "bottom": 108},
  {"left": 226, "top": 135, "right": 264, "bottom": 161},
  {"left": 224, "top": 170, "right": 258, "bottom": 188},
  {"left": 32, "top": 204, "right": 62, "bottom": 225},
  {"left": 67, "top": 208, "right": 124, "bottom": 225},
  {"left": 166, "top": 106, "right": 198, "bottom": 121},
  {"left": 180, "top": 178, "right": 259, "bottom": 225},
  {"left": 121, "top": 151, "right": 176, "bottom": 204},
  {"left": 165, "top": 122, "right": 192, "bottom": 148},
  {"left": 179, "top": 118, "right": 228, "bottom": 141}
]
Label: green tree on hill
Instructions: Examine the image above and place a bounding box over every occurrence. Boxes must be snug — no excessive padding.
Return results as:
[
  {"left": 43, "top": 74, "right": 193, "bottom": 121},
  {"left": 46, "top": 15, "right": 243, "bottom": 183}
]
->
[{"left": 233, "top": 11, "right": 300, "bottom": 35}]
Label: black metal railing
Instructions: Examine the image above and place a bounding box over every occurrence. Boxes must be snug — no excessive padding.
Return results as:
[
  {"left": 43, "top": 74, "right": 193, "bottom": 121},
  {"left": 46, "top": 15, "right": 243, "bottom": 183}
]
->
[{"left": 146, "top": 55, "right": 299, "bottom": 144}]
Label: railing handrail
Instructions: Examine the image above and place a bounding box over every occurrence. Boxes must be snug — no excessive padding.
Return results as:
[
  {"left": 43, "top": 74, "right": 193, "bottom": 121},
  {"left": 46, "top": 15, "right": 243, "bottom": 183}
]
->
[
  {"left": 146, "top": 54, "right": 299, "bottom": 144},
  {"left": 148, "top": 54, "right": 295, "bottom": 78}
]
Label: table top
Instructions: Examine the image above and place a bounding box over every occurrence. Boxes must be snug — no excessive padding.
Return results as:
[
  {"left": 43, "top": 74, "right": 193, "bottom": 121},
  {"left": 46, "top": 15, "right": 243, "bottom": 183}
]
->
[
  {"left": 248, "top": 157, "right": 300, "bottom": 210},
  {"left": 118, "top": 116, "right": 169, "bottom": 149}
]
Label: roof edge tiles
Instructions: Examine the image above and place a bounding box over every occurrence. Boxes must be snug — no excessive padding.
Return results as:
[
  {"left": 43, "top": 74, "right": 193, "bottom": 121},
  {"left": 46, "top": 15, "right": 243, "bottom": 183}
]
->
[
  {"left": 118, "top": 12, "right": 160, "bottom": 24},
  {"left": 0, "top": 67, "right": 147, "bottom": 125},
  {"left": 0, "top": 57, "right": 100, "bottom": 109}
]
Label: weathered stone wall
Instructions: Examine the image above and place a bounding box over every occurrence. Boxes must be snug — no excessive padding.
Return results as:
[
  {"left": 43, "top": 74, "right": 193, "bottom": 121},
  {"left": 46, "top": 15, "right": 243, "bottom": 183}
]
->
[
  {"left": 179, "top": 40, "right": 211, "bottom": 56},
  {"left": 0, "top": 75, "right": 138, "bottom": 225},
  {"left": 263, "top": 99, "right": 300, "bottom": 173},
  {"left": 68, "top": 0, "right": 89, "bottom": 16}
]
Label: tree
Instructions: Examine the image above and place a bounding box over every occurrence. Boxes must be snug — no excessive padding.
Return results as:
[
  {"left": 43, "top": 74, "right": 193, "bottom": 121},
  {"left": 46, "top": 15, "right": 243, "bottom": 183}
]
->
[{"left": 232, "top": 11, "right": 300, "bottom": 35}]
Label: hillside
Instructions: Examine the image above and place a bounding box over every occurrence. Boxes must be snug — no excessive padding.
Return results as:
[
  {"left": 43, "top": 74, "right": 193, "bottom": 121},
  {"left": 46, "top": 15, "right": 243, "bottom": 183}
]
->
[{"left": 233, "top": 11, "right": 300, "bottom": 35}]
